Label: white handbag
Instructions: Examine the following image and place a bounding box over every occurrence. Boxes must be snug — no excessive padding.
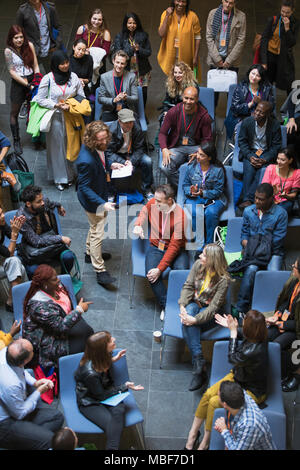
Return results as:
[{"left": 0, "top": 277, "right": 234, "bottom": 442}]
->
[{"left": 207, "top": 69, "right": 237, "bottom": 92}]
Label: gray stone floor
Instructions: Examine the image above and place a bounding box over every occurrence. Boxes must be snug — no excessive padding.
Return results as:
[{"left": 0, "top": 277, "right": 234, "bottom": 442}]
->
[{"left": 0, "top": 0, "right": 300, "bottom": 450}]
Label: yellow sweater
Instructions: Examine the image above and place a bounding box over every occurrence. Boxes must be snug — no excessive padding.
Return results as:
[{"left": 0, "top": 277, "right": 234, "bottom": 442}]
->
[
  {"left": 0, "top": 331, "right": 13, "bottom": 350},
  {"left": 63, "top": 98, "right": 91, "bottom": 162}
]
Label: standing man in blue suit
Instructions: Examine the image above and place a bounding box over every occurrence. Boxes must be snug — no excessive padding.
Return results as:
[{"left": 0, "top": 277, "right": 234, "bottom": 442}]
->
[{"left": 76, "top": 121, "right": 116, "bottom": 286}]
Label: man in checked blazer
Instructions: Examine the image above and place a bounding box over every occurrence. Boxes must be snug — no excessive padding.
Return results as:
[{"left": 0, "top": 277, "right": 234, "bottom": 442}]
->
[{"left": 98, "top": 49, "right": 138, "bottom": 122}]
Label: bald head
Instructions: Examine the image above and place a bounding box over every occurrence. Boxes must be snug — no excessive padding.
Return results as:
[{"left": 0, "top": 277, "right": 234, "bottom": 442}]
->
[
  {"left": 182, "top": 86, "right": 199, "bottom": 114},
  {"left": 6, "top": 339, "right": 33, "bottom": 368}
]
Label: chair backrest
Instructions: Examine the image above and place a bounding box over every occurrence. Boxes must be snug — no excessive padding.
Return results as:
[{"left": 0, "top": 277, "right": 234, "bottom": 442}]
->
[
  {"left": 137, "top": 85, "right": 147, "bottom": 132},
  {"left": 224, "top": 217, "right": 243, "bottom": 253},
  {"left": 4, "top": 210, "right": 22, "bottom": 247},
  {"left": 220, "top": 166, "right": 235, "bottom": 221},
  {"left": 226, "top": 83, "right": 237, "bottom": 117},
  {"left": 94, "top": 87, "right": 102, "bottom": 121},
  {"left": 232, "top": 121, "right": 243, "bottom": 176},
  {"left": 163, "top": 269, "right": 232, "bottom": 338},
  {"left": 251, "top": 270, "right": 290, "bottom": 312},
  {"left": 198, "top": 87, "right": 215, "bottom": 121},
  {"left": 280, "top": 125, "right": 287, "bottom": 147},
  {"left": 209, "top": 340, "right": 283, "bottom": 408},
  {"left": 12, "top": 274, "right": 77, "bottom": 326},
  {"left": 177, "top": 164, "right": 235, "bottom": 222}
]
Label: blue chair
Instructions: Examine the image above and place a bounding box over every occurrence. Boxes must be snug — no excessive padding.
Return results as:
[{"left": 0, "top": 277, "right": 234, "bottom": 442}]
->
[
  {"left": 12, "top": 274, "right": 77, "bottom": 332},
  {"left": 58, "top": 350, "right": 146, "bottom": 449},
  {"left": 177, "top": 164, "right": 235, "bottom": 221},
  {"left": 208, "top": 340, "right": 286, "bottom": 450},
  {"left": 95, "top": 86, "right": 146, "bottom": 132},
  {"left": 198, "top": 87, "right": 215, "bottom": 121},
  {"left": 4, "top": 210, "right": 22, "bottom": 247},
  {"left": 251, "top": 270, "right": 290, "bottom": 312},
  {"left": 160, "top": 269, "right": 231, "bottom": 368},
  {"left": 224, "top": 217, "right": 243, "bottom": 253},
  {"left": 129, "top": 230, "right": 171, "bottom": 308},
  {"left": 233, "top": 124, "right": 287, "bottom": 180}
]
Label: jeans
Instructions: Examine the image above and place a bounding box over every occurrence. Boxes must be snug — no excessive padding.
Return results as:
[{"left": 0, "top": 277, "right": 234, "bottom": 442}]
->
[
  {"left": 181, "top": 303, "right": 216, "bottom": 362},
  {"left": 242, "top": 159, "right": 267, "bottom": 203},
  {"left": 145, "top": 244, "right": 189, "bottom": 308},
  {"left": 186, "top": 197, "right": 225, "bottom": 246},
  {"left": 236, "top": 255, "right": 283, "bottom": 313},
  {"left": 161, "top": 145, "right": 200, "bottom": 189}
]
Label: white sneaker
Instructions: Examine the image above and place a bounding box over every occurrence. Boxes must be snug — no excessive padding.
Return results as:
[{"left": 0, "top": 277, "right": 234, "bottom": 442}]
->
[
  {"left": 160, "top": 309, "right": 165, "bottom": 321},
  {"left": 19, "top": 101, "right": 29, "bottom": 119}
]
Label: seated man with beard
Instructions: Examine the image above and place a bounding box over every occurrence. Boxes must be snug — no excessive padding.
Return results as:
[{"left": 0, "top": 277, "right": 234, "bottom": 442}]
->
[{"left": 16, "top": 185, "right": 73, "bottom": 278}]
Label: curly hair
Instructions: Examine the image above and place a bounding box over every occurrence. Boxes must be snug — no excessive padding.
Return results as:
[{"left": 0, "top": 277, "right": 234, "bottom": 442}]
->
[
  {"left": 166, "top": 62, "right": 197, "bottom": 98},
  {"left": 83, "top": 121, "right": 111, "bottom": 151}
]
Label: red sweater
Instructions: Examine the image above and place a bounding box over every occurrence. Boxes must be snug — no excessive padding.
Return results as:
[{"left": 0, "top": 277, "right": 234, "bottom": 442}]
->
[
  {"left": 158, "top": 102, "right": 212, "bottom": 150},
  {"left": 135, "top": 199, "right": 187, "bottom": 273}
]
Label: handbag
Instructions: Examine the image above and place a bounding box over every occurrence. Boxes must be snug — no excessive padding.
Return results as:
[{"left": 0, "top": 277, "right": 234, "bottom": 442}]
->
[
  {"left": 60, "top": 249, "right": 83, "bottom": 294},
  {"left": 207, "top": 69, "right": 238, "bottom": 92},
  {"left": 11, "top": 169, "right": 34, "bottom": 202},
  {"left": 5, "top": 152, "right": 29, "bottom": 172},
  {"left": 17, "top": 230, "right": 66, "bottom": 265}
]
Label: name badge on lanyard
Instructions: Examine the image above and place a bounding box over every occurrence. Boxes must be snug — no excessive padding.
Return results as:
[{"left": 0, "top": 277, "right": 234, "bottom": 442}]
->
[{"left": 182, "top": 106, "right": 195, "bottom": 146}]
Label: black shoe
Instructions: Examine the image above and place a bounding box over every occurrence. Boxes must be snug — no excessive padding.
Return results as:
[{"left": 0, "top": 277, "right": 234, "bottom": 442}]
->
[
  {"left": 96, "top": 271, "right": 116, "bottom": 285},
  {"left": 85, "top": 253, "right": 111, "bottom": 263},
  {"left": 282, "top": 374, "right": 300, "bottom": 392},
  {"left": 189, "top": 370, "right": 207, "bottom": 391}
]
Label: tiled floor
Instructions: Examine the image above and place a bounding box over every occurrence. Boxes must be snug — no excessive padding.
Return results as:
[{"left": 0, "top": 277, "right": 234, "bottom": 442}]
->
[{"left": 0, "top": 0, "right": 299, "bottom": 450}]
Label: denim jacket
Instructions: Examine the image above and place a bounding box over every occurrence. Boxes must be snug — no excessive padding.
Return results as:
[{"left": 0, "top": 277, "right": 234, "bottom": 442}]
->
[
  {"left": 183, "top": 162, "right": 227, "bottom": 205},
  {"left": 241, "top": 203, "right": 288, "bottom": 256}
]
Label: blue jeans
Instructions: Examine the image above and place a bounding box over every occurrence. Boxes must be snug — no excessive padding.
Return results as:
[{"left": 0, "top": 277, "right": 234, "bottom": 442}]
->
[
  {"left": 145, "top": 244, "right": 189, "bottom": 308},
  {"left": 186, "top": 197, "right": 225, "bottom": 246},
  {"left": 236, "top": 254, "right": 283, "bottom": 313},
  {"left": 181, "top": 303, "right": 216, "bottom": 362},
  {"left": 242, "top": 159, "right": 267, "bottom": 202}
]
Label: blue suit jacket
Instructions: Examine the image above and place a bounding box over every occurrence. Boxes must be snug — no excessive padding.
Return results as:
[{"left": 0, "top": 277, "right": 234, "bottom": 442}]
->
[{"left": 76, "top": 144, "right": 108, "bottom": 214}]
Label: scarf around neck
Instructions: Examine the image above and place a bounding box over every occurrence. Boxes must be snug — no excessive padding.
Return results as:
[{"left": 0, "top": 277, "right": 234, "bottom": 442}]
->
[{"left": 211, "top": 4, "right": 234, "bottom": 48}]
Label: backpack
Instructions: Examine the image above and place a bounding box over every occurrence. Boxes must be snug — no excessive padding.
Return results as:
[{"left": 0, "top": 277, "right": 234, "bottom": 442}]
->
[{"left": 5, "top": 153, "right": 34, "bottom": 203}]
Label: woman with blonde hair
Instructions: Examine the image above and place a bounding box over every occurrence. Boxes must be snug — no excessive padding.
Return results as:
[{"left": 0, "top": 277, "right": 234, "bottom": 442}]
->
[
  {"left": 75, "top": 331, "right": 144, "bottom": 450},
  {"left": 185, "top": 309, "right": 268, "bottom": 450},
  {"left": 160, "top": 61, "right": 198, "bottom": 124},
  {"left": 179, "top": 243, "right": 231, "bottom": 391}
]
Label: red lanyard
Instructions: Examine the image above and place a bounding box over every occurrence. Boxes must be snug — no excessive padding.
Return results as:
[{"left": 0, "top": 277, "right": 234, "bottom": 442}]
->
[
  {"left": 52, "top": 73, "right": 68, "bottom": 96},
  {"left": 97, "top": 150, "right": 106, "bottom": 170},
  {"left": 182, "top": 106, "right": 195, "bottom": 135},
  {"left": 38, "top": 4, "right": 42, "bottom": 24},
  {"left": 222, "top": 9, "right": 231, "bottom": 35},
  {"left": 113, "top": 72, "right": 124, "bottom": 95}
]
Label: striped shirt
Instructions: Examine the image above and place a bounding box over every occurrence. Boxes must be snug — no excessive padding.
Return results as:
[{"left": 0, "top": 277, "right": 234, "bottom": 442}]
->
[{"left": 221, "top": 392, "right": 276, "bottom": 450}]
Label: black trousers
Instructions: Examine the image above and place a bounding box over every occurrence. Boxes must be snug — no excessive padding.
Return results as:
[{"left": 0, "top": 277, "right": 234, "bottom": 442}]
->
[
  {"left": 68, "top": 317, "right": 94, "bottom": 355},
  {"left": 79, "top": 401, "right": 126, "bottom": 450},
  {"left": 268, "top": 326, "right": 297, "bottom": 377},
  {"left": 0, "top": 401, "right": 64, "bottom": 450}
]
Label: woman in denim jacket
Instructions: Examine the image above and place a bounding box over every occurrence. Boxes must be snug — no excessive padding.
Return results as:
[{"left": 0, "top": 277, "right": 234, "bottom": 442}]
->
[{"left": 183, "top": 142, "right": 226, "bottom": 249}]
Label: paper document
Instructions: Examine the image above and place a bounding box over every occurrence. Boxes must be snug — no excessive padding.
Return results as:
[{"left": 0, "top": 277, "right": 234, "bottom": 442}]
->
[
  {"left": 111, "top": 165, "right": 133, "bottom": 178},
  {"left": 100, "top": 391, "right": 130, "bottom": 406}
]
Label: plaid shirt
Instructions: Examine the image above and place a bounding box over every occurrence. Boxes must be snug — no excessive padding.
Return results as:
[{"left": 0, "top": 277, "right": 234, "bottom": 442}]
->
[{"left": 221, "top": 392, "right": 276, "bottom": 450}]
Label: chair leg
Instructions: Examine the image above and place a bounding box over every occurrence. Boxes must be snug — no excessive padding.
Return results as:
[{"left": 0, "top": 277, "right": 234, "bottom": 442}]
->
[
  {"left": 160, "top": 333, "right": 166, "bottom": 369},
  {"left": 135, "top": 422, "right": 147, "bottom": 450},
  {"left": 129, "top": 276, "right": 136, "bottom": 309}
]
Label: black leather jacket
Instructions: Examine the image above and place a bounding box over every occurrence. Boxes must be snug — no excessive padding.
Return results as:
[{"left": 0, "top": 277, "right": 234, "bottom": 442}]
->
[
  {"left": 75, "top": 360, "right": 128, "bottom": 407},
  {"left": 230, "top": 80, "right": 275, "bottom": 118},
  {"left": 229, "top": 338, "right": 268, "bottom": 397}
]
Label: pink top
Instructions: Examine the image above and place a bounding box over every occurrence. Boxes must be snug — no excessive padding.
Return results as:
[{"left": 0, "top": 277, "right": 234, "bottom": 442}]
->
[
  {"left": 262, "top": 164, "right": 300, "bottom": 203},
  {"left": 75, "top": 28, "right": 111, "bottom": 55},
  {"left": 43, "top": 288, "right": 72, "bottom": 315}
]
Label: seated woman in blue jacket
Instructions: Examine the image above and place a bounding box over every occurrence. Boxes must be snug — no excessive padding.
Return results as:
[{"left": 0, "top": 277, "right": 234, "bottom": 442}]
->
[
  {"left": 182, "top": 142, "right": 226, "bottom": 250},
  {"left": 226, "top": 64, "right": 275, "bottom": 140}
]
